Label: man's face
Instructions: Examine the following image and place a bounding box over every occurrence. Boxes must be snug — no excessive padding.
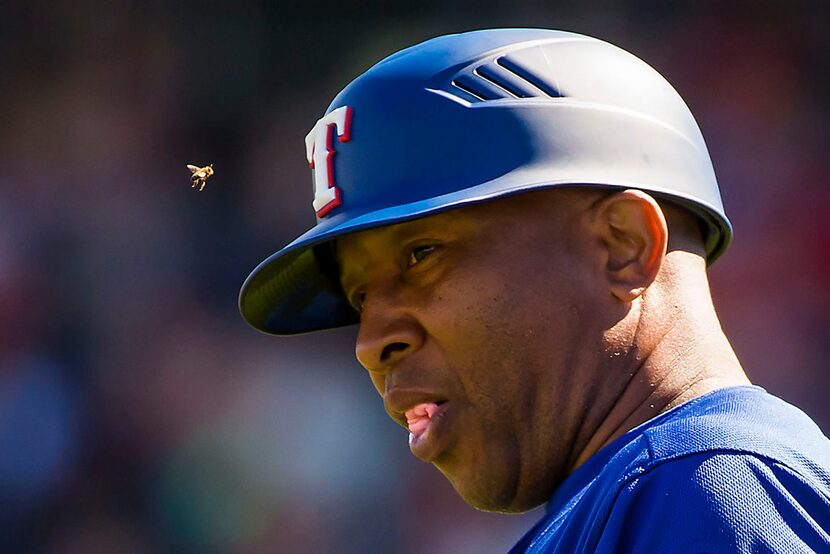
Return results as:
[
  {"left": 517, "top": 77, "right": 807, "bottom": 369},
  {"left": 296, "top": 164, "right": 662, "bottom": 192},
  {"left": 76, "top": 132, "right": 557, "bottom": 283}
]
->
[{"left": 337, "top": 190, "right": 616, "bottom": 512}]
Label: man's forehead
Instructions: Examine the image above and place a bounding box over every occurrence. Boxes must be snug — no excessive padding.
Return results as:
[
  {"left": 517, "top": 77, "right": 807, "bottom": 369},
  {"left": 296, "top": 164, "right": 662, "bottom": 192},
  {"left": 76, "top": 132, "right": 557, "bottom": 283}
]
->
[
  {"left": 337, "top": 188, "right": 590, "bottom": 254},
  {"left": 337, "top": 188, "right": 599, "bottom": 265},
  {"left": 338, "top": 206, "right": 478, "bottom": 254}
]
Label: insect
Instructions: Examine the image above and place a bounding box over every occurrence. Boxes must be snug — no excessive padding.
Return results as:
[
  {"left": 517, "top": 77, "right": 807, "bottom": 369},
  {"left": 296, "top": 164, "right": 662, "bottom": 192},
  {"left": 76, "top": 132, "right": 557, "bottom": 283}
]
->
[{"left": 187, "top": 163, "right": 214, "bottom": 191}]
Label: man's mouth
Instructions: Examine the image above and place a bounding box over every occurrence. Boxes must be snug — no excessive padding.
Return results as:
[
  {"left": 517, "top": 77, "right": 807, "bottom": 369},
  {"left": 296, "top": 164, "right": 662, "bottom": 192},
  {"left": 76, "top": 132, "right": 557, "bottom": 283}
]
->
[
  {"left": 405, "top": 400, "right": 451, "bottom": 461},
  {"left": 383, "top": 388, "right": 454, "bottom": 461},
  {"left": 405, "top": 401, "right": 444, "bottom": 439}
]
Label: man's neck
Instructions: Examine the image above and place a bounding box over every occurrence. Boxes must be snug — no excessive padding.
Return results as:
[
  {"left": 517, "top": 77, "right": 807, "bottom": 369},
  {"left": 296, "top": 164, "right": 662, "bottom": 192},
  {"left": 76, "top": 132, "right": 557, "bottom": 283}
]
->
[{"left": 566, "top": 290, "right": 750, "bottom": 474}]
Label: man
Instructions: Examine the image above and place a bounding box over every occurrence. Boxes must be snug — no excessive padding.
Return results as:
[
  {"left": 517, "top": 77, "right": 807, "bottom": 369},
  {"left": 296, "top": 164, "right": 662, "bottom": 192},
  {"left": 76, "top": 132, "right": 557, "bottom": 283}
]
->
[{"left": 240, "top": 29, "right": 830, "bottom": 552}]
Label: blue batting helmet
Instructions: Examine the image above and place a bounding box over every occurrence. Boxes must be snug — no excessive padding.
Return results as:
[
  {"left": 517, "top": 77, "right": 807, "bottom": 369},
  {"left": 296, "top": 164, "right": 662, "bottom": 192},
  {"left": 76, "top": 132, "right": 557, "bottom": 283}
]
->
[{"left": 239, "top": 28, "right": 732, "bottom": 335}]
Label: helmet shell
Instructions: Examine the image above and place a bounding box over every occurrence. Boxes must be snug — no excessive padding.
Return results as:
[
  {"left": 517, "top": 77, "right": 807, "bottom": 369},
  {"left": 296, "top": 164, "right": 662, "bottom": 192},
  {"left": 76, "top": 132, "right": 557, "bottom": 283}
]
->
[{"left": 240, "top": 29, "right": 732, "bottom": 335}]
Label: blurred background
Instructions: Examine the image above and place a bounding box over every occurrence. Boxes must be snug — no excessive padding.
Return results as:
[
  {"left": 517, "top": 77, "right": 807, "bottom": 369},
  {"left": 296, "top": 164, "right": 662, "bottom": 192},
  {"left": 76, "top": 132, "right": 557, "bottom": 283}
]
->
[{"left": 0, "top": 0, "right": 828, "bottom": 552}]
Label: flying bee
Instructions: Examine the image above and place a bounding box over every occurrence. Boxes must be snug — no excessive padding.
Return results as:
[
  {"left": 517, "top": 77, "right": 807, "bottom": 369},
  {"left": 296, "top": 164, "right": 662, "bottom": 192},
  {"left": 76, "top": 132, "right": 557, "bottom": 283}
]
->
[{"left": 187, "top": 163, "right": 214, "bottom": 191}]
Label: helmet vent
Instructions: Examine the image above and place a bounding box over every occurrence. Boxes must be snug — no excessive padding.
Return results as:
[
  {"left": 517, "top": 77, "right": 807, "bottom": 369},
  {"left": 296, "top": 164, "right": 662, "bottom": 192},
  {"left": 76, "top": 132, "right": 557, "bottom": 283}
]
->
[
  {"left": 495, "top": 55, "right": 563, "bottom": 98},
  {"left": 474, "top": 65, "right": 532, "bottom": 98},
  {"left": 448, "top": 54, "right": 565, "bottom": 104},
  {"left": 451, "top": 75, "right": 499, "bottom": 101}
]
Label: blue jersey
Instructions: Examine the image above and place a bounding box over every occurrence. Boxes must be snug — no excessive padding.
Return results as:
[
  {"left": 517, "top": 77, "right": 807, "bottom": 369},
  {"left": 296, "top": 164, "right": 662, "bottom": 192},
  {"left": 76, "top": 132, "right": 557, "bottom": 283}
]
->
[{"left": 510, "top": 386, "right": 830, "bottom": 553}]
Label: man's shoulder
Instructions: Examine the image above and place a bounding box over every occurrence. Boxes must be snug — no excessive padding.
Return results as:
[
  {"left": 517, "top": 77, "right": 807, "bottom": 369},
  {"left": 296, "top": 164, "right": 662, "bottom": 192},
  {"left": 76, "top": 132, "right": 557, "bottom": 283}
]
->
[
  {"left": 595, "top": 386, "right": 830, "bottom": 505},
  {"left": 640, "top": 385, "right": 830, "bottom": 478},
  {"left": 625, "top": 387, "right": 830, "bottom": 539},
  {"left": 510, "top": 387, "right": 830, "bottom": 553},
  {"left": 593, "top": 448, "right": 830, "bottom": 553}
]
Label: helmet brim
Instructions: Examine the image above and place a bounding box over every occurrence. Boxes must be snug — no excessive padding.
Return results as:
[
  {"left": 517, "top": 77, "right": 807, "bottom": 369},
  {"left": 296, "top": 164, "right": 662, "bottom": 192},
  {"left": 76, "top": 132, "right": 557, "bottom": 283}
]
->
[{"left": 238, "top": 179, "right": 731, "bottom": 336}]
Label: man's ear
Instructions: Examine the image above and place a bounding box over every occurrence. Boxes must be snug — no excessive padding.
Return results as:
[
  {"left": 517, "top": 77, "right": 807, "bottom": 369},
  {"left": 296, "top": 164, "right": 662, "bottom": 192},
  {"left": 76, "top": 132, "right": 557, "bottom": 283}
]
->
[{"left": 591, "top": 189, "right": 668, "bottom": 302}]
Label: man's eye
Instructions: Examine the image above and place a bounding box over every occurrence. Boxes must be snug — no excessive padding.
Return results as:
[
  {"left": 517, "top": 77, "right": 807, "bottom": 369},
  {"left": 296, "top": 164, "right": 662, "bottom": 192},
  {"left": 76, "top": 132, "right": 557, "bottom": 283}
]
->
[{"left": 408, "top": 245, "right": 437, "bottom": 266}]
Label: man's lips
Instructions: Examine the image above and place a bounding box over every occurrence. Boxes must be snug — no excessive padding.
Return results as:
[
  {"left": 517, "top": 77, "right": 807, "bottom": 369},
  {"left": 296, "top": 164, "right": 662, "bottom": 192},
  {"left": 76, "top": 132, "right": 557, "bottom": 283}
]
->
[
  {"left": 405, "top": 402, "right": 441, "bottom": 438},
  {"left": 406, "top": 401, "right": 451, "bottom": 461},
  {"left": 384, "top": 388, "right": 453, "bottom": 461},
  {"left": 384, "top": 388, "right": 448, "bottom": 428}
]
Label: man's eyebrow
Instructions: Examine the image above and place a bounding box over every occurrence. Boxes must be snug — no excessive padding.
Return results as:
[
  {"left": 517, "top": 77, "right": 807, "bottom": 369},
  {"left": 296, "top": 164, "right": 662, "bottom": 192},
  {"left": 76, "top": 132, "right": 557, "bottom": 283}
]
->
[
  {"left": 381, "top": 218, "right": 438, "bottom": 241},
  {"left": 339, "top": 219, "right": 437, "bottom": 258},
  {"left": 335, "top": 213, "right": 462, "bottom": 271},
  {"left": 334, "top": 225, "right": 415, "bottom": 294},
  {"left": 388, "top": 210, "right": 476, "bottom": 240}
]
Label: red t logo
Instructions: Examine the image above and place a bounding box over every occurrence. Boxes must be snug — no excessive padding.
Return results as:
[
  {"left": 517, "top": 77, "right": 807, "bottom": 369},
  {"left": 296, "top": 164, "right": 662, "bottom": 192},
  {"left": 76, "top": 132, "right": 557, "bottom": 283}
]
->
[{"left": 305, "top": 106, "right": 353, "bottom": 217}]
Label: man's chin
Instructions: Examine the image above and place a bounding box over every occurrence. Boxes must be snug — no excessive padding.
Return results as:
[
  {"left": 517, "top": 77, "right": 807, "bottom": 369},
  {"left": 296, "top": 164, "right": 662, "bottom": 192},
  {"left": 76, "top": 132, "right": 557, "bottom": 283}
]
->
[
  {"left": 439, "top": 464, "right": 550, "bottom": 514},
  {"left": 458, "top": 488, "right": 548, "bottom": 514}
]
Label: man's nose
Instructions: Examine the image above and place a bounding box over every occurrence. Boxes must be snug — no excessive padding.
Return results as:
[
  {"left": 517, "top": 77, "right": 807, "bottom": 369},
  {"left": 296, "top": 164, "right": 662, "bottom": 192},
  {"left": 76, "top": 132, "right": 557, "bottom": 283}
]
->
[{"left": 354, "top": 287, "right": 424, "bottom": 373}]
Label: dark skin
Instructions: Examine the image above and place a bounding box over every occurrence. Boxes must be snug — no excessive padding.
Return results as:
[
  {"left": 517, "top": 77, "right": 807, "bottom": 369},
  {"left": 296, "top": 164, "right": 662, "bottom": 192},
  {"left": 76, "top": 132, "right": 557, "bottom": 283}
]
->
[{"left": 337, "top": 187, "right": 749, "bottom": 513}]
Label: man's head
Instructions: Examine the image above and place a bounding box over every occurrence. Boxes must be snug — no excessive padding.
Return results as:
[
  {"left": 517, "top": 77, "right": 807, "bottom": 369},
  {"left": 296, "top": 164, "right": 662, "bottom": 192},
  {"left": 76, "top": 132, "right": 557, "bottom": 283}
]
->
[
  {"left": 239, "top": 28, "right": 735, "bottom": 513},
  {"left": 336, "top": 186, "right": 709, "bottom": 511}
]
